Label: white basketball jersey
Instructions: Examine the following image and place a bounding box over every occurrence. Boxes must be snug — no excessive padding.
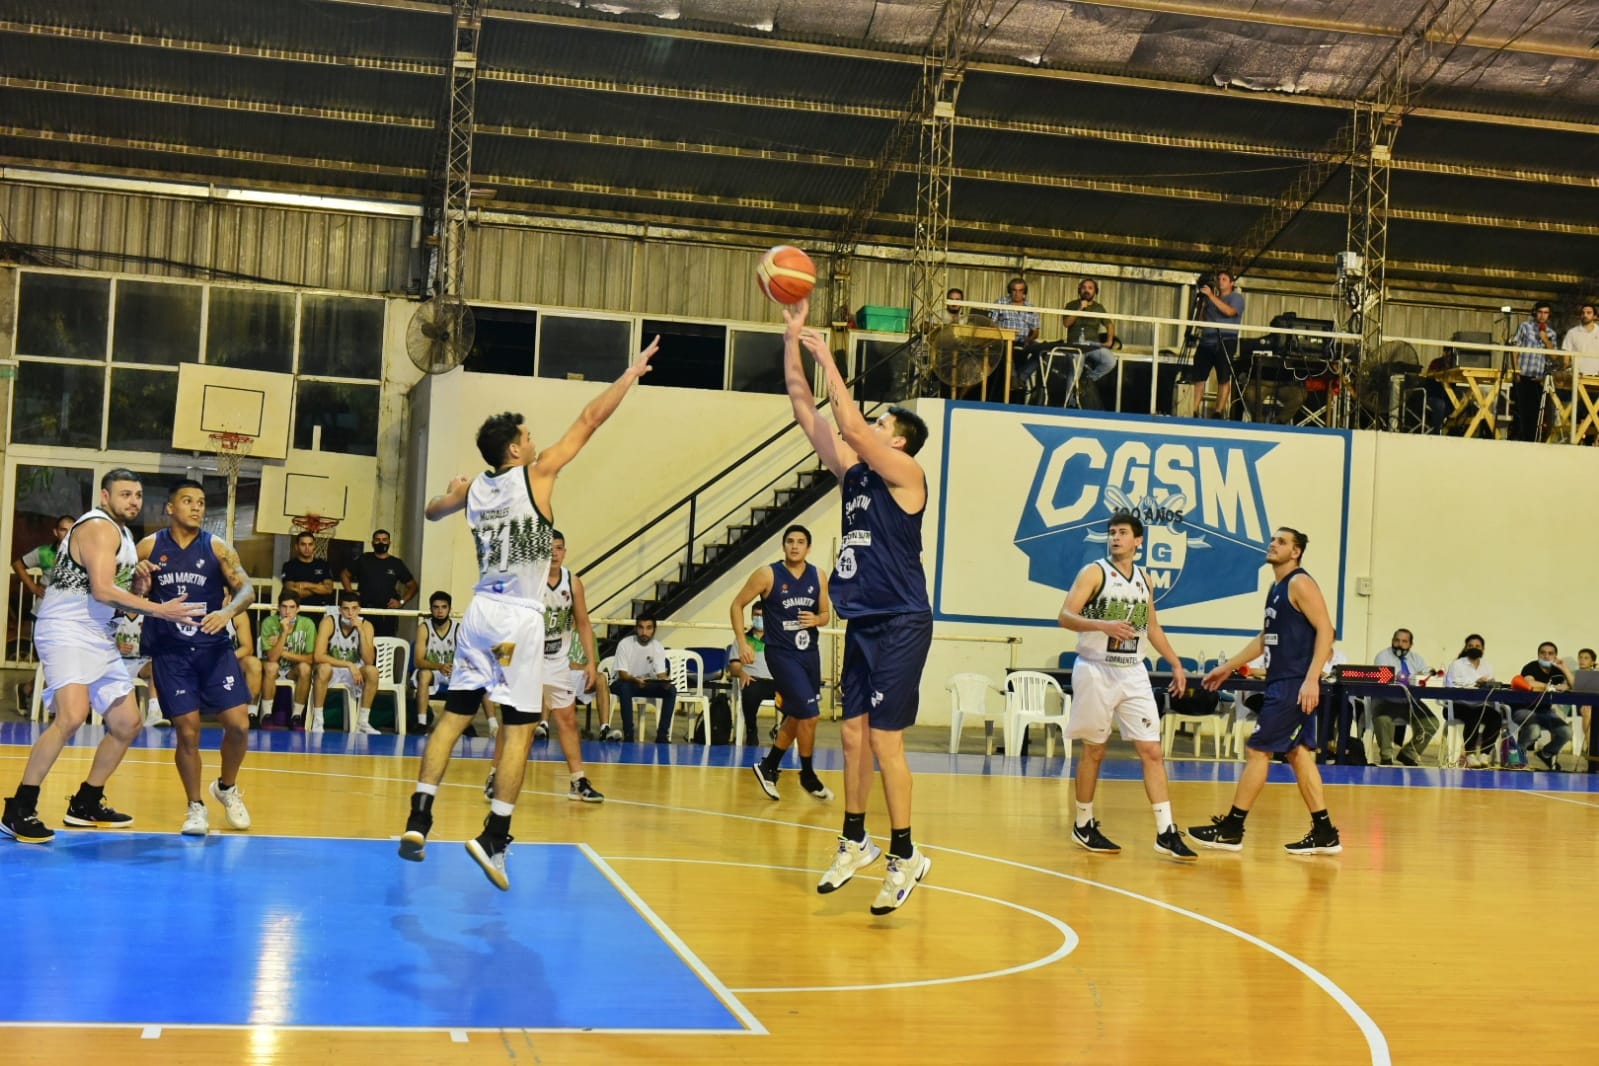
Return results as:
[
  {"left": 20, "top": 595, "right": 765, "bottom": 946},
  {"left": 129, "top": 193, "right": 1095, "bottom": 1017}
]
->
[
  {"left": 35, "top": 510, "right": 137, "bottom": 634},
  {"left": 542, "top": 567, "right": 575, "bottom": 659},
  {"left": 466, "top": 466, "right": 554, "bottom": 602},
  {"left": 328, "top": 619, "right": 363, "bottom": 663},
  {"left": 1075, "top": 559, "right": 1151, "bottom": 668},
  {"left": 423, "top": 619, "right": 458, "bottom": 667}
]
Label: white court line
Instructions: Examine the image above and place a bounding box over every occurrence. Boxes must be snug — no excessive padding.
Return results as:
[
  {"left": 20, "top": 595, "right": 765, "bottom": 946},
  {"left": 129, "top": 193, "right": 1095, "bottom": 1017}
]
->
[
  {"left": 579, "top": 843, "right": 767, "bottom": 1036},
  {"left": 1522, "top": 790, "right": 1599, "bottom": 809},
  {"left": 140, "top": 1026, "right": 160, "bottom": 1039},
  {"left": 605, "top": 855, "right": 1078, "bottom": 993},
  {"left": 449, "top": 1030, "right": 467, "bottom": 1043}
]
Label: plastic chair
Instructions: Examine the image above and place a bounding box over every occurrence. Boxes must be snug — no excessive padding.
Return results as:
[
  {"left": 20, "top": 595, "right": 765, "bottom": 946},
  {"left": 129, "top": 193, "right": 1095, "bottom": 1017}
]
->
[
  {"left": 372, "top": 636, "right": 410, "bottom": 735},
  {"left": 1004, "top": 670, "right": 1071, "bottom": 758},
  {"left": 665, "top": 648, "right": 709, "bottom": 741},
  {"left": 947, "top": 673, "right": 1004, "bottom": 754},
  {"left": 30, "top": 661, "right": 131, "bottom": 728}
]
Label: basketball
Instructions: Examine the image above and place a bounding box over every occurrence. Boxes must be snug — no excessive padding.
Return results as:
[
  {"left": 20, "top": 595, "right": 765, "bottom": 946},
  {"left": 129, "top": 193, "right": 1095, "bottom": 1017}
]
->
[{"left": 755, "top": 245, "right": 816, "bottom": 305}]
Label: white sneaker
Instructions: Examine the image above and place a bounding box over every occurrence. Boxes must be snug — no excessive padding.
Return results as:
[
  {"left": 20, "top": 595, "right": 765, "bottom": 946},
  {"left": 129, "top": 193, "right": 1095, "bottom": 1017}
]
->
[
  {"left": 181, "top": 801, "right": 209, "bottom": 836},
  {"left": 310, "top": 709, "right": 325, "bottom": 733},
  {"left": 486, "top": 716, "right": 500, "bottom": 737},
  {"left": 209, "top": 780, "right": 251, "bottom": 830},
  {"left": 145, "top": 697, "right": 167, "bottom": 727},
  {"left": 870, "top": 848, "right": 932, "bottom": 915},
  {"left": 355, "top": 720, "right": 381, "bottom": 736},
  {"left": 465, "top": 835, "right": 511, "bottom": 891},
  {"left": 816, "top": 835, "right": 882, "bottom": 894}
]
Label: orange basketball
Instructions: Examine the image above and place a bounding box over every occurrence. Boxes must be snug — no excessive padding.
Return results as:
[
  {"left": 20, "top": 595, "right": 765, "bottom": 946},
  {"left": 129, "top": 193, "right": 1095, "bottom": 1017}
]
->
[{"left": 755, "top": 245, "right": 816, "bottom": 305}]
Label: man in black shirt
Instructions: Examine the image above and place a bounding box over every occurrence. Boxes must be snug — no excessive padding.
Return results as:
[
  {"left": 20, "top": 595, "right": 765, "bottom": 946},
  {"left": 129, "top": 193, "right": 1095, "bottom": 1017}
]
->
[
  {"left": 341, "top": 529, "right": 417, "bottom": 638},
  {"left": 280, "top": 532, "right": 335, "bottom": 609},
  {"left": 1516, "top": 641, "right": 1574, "bottom": 769}
]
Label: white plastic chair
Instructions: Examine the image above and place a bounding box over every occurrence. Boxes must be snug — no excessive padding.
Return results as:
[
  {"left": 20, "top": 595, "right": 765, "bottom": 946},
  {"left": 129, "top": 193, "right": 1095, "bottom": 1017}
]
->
[
  {"left": 947, "top": 672, "right": 1003, "bottom": 754},
  {"left": 666, "top": 648, "right": 710, "bottom": 742},
  {"left": 31, "top": 661, "right": 134, "bottom": 728},
  {"left": 373, "top": 636, "right": 410, "bottom": 735},
  {"left": 1004, "top": 670, "right": 1071, "bottom": 758},
  {"left": 1161, "top": 706, "right": 1228, "bottom": 759}
]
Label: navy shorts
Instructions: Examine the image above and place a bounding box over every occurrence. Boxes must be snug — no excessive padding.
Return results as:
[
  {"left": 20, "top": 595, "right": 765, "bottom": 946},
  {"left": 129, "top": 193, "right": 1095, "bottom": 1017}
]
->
[
  {"left": 1247, "top": 677, "right": 1318, "bottom": 753},
  {"left": 151, "top": 643, "right": 251, "bottom": 717},
  {"left": 765, "top": 646, "right": 823, "bottom": 720},
  {"left": 839, "top": 612, "right": 933, "bottom": 732}
]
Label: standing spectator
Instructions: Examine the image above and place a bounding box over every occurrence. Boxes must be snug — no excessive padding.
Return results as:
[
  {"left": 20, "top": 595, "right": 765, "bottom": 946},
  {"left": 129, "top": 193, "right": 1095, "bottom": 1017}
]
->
[
  {"left": 1370, "top": 628, "right": 1429, "bottom": 765},
  {"left": 1561, "top": 302, "right": 1599, "bottom": 376},
  {"left": 610, "top": 615, "right": 676, "bottom": 743},
  {"left": 1516, "top": 641, "right": 1573, "bottom": 770},
  {"left": 1186, "top": 271, "right": 1245, "bottom": 420},
  {"left": 280, "top": 532, "right": 335, "bottom": 609},
  {"left": 11, "top": 514, "right": 74, "bottom": 604},
  {"left": 340, "top": 529, "right": 417, "bottom": 638},
  {"left": 1510, "top": 301, "right": 1565, "bottom": 442}
]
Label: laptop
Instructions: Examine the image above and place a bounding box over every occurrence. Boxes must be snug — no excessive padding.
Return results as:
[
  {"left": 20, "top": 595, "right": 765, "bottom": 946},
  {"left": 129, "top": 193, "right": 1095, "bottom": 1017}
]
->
[{"left": 1571, "top": 669, "right": 1599, "bottom": 693}]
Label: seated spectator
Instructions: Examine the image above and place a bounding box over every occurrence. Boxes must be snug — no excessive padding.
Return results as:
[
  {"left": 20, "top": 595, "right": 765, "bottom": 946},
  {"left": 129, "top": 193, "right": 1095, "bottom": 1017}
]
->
[
  {"left": 412, "top": 590, "right": 457, "bottom": 731},
  {"left": 1516, "top": 641, "right": 1574, "bottom": 770},
  {"left": 1445, "top": 634, "right": 1503, "bottom": 766},
  {"left": 258, "top": 591, "right": 317, "bottom": 727},
  {"left": 230, "top": 610, "right": 263, "bottom": 709},
  {"left": 727, "top": 603, "right": 778, "bottom": 743},
  {"left": 280, "top": 532, "right": 335, "bottom": 609},
  {"left": 993, "top": 277, "right": 1047, "bottom": 394},
  {"left": 1579, "top": 648, "right": 1597, "bottom": 672},
  {"left": 945, "top": 287, "right": 966, "bottom": 324},
  {"left": 1371, "top": 628, "right": 1430, "bottom": 765},
  {"left": 1581, "top": 648, "right": 1598, "bottom": 773},
  {"left": 610, "top": 615, "right": 676, "bottom": 743},
  {"left": 1061, "top": 278, "right": 1119, "bottom": 409},
  {"left": 312, "top": 593, "right": 381, "bottom": 735}
]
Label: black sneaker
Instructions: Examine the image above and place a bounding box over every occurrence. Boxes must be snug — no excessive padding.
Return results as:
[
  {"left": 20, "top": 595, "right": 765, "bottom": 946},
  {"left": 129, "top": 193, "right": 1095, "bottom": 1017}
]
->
[
  {"left": 1397, "top": 752, "right": 1420, "bottom": 767},
  {"left": 1189, "top": 816, "right": 1245, "bottom": 851},
  {"left": 466, "top": 829, "right": 512, "bottom": 890},
  {"left": 1154, "top": 826, "right": 1198, "bottom": 863},
  {"left": 398, "top": 810, "right": 432, "bottom": 862},
  {"left": 63, "top": 796, "right": 134, "bottom": 828},
  {"left": 1, "top": 798, "right": 53, "bottom": 844},
  {"left": 799, "top": 775, "right": 834, "bottom": 801},
  {"left": 1071, "top": 819, "right": 1121, "bottom": 854},
  {"left": 568, "top": 777, "right": 605, "bottom": 803},
  {"left": 1284, "top": 827, "right": 1342, "bottom": 856},
  {"left": 751, "top": 762, "right": 780, "bottom": 800}
]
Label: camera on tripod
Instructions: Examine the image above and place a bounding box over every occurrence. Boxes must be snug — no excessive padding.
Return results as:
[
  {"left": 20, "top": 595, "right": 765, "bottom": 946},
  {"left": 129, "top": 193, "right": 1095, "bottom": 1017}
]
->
[{"left": 1195, "top": 271, "right": 1218, "bottom": 293}]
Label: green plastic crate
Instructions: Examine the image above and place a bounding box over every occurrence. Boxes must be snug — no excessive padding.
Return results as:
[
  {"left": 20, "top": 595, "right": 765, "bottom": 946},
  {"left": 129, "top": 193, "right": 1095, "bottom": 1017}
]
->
[{"left": 856, "top": 305, "right": 909, "bottom": 332}]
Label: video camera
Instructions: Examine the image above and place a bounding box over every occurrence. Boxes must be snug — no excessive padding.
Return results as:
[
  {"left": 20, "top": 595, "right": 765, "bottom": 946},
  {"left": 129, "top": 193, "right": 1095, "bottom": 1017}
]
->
[{"left": 1195, "top": 271, "right": 1217, "bottom": 293}]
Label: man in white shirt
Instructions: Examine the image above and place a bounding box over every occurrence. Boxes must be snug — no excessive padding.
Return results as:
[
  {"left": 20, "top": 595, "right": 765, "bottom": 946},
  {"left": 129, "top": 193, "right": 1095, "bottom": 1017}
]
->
[
  {"left": 1562, "top": 302, "right": 1599, "bottom": 375},
  {"left": 1444, "top": 633, "right": 1500, "bottom": 766},
  {"left": 610, "top": 615, "right": 676, "bottom": 742}
]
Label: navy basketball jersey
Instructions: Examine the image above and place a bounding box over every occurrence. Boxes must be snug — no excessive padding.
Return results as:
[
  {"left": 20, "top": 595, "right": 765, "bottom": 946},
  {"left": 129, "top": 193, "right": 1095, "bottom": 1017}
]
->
[
  {"left": 142, "top": 529, "right": 230, "bottom": 653},
  {"left": 830, "top": 462, "right": 930, "bottom": 620},
  {"left": 1263, "top": 567, "right": 1317, "bottom": 682},
  {"left": 761, "top": 561, "right": 822, "bottom": 658}
]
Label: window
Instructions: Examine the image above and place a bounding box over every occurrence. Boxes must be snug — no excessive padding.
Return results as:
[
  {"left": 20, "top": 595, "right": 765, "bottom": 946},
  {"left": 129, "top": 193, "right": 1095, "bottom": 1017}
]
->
[
  {"left": 11, "top": 362, "right": 105, "bottom": 448},
  {"left": 465, "top": 306, "right": 537, "bottom": 377},
  {"left": 206, "top": 288, "right": 294, "bottom": 372},
  {"left": 299, "top": 295, "right": 383, "bottom": 379},
  {"left": 728, "top": 329, "right": 786, "bottom": 394},
  {"left": 106, "top": 369, "right": 181, "bottom": 452},
  {"left": 293, "top": 381, "right": 379, "bottom": 456},
  {"left": 15, "top": 274, "right": 109, "bottom": 359},
  {"left": 112, "top": 280, "right": 201, "bottom": 365},
  {"left": 538, "top": 316, "right": 631, "bottom": 381},
  {"left": 641, "top": 319, "right": 726, "bottom": 391}
]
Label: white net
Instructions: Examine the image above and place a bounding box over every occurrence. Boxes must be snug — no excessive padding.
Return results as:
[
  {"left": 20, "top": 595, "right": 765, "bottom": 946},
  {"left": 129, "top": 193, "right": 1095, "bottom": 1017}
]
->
[{"left": 208, "top": 432, "right": 256, "bottom": 482}]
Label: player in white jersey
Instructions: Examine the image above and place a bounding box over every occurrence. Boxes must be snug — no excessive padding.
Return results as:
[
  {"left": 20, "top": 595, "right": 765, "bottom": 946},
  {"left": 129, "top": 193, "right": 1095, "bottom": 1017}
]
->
[
  {"left": 399, "top": 336, "right": 660, "bottom": 889},
  {"left": 412, "top": 590, "right": 459, "bottom": 730},
  {"left": 311, "top": 594, "right": 380, "bottom": 734},
  {"left": 2, "top": 469, "right": 205, "bottom": 844},
  {"left": 1057, "top": 511, "right": 1196, "bottom": 862}
]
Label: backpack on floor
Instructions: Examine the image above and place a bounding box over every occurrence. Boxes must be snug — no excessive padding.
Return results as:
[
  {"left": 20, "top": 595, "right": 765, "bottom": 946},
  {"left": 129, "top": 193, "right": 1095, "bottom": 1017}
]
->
[{"left": 691, "top": 690, "right": 735, "bottom": 745}]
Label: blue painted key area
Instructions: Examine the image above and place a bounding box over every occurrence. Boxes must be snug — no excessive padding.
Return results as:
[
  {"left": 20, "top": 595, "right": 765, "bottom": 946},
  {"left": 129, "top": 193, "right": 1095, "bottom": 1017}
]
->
[{"left": 0, "top": 833, "right": 744, "bottom": 1031}]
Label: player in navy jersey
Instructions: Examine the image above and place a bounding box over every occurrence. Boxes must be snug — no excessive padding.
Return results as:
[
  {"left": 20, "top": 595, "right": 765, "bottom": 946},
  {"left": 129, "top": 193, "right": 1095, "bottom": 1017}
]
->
[
  {"left": 784, "top": 298, "right": 935, "bottom": 915},
  {"left": 136, "top": 481, "right": 257, "bottom": 837},
  {"left": 733, "top": 525, "right": 832, "bottom": 801},
  {"left": 1191, "top": 527, "right": 1343, "bottom": 855}
]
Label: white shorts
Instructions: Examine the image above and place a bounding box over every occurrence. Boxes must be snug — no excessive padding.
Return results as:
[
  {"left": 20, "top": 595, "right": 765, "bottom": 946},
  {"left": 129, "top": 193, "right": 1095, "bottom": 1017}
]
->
[
  {"left": 37, "top": 620, "right": 135, "bottom": 716},
  {"left": 410, "top": 669, "right": 446, "bottom": 696},
  {"left": 1067, "top": 659, "right": 1162, "bottom": 744},
  {"left": 326, "top": 664, "right": 365, "bottom": 697},
  {"left": 449, "top": 595, "right": 547, "bottom": 713},
  {"left": 542, "top": 662, "right": 598, "bottom": 711}
]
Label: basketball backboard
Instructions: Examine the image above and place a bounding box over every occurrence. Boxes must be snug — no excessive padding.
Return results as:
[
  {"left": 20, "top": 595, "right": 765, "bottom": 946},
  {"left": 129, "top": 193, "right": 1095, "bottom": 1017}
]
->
[
  {"left": 172, "top": 364, "right": 293, "bottom": 460},
  {"left": 256, "top": 449, "right": 378, "bottom": 537}
]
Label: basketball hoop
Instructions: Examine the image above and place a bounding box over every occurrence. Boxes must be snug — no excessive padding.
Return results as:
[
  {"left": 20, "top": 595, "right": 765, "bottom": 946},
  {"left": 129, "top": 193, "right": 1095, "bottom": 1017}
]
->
[
  {"left": 208, "top": 431, "right": 256, "bottom": 482},
  {"left": 290, "top": 514, "right": 340, "bottom": 560}
]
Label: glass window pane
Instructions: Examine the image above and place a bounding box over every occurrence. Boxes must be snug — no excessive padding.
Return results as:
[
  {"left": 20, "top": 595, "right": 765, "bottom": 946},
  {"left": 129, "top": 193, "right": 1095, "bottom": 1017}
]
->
[
  {"left": 106, "top": 369, "right": 181, "bottom": 451},
  {"left": 465, "top": 306, "right": 537, "bottom": 376},
  {"left": 206, "top": 288, "right": 294, "bottom": 372},
  {"left": 112, "top": 280, "right": 202, "bottom": 365},
  {"left": 11, "top": 362, "right": 105, "bottom": 448},
  {"left": 16, "top": 273, "right": 109, "bottom": 359},
  {"left": 538, "top": 317, "right": 631, "bottom": 381},
  {"left": 299, "top": 295, "right": 384, "bottom": 378},
  {"left": 641, "top": 319, "right": 726, "bottom": 391},
  {"left": 293, "top": 381, "right": 378, "bottom": 456},
  {"left": 728, "top": 330, "right": 786, "bottom": 394}
]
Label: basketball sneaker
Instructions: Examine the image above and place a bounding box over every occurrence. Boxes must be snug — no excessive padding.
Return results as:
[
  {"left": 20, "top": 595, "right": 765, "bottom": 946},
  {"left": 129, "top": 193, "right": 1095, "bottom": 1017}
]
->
[
  {"left": 181, "top": 801, "right": 209, "bottom": 836},
  {"left": 816, "top": 835, "right": 882, "bottom": 894},
  {"left": 466, "top": 828, "right": 512, "bottom": 891},
  {"left": 1071, "top": 819, "right": 1121, "bottom": 854},
  {"left": 569, "top": 777, "right": 605, "bottom": 803},
  {"left": 1283, "top": 826, "right": 1343, "bottom": 856},
  {"left": 1154, "top": 827, "right": 1198, "bottom": 862},
  {"left": 751, "top": 762, "right": 781, "bottom": 800},
  {"left": 309, "top": 709, "right": 325, "bottom": 733},
  {"left": 209, "top": 780, "right": 251, "bottom": 830},
  {"left": 64, "top": 795, "right": 134, "bottom": 828},
  {"left": 1188, "top": 816, "right": 1245, "bottom": 851},
  {"left": 870, "top": 848, "right": 932, "bottom": 915},
  {"left": 534, "top": 721, "right": 549, "bottom": 741},
  {"left": 800, "top": 775, "right": 834, "bottom": 801},
  {"left": 0, "top": 798, "right": 53, "bottom": 843},
  {"left": 398, "top": 810, "right": 431, "bottom": 862}
]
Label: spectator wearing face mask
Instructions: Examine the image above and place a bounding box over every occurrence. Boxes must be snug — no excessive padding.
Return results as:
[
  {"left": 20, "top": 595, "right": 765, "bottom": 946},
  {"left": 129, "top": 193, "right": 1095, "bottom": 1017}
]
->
[
  {"left": 340, "top": 529, "right": 418, "bottom": 638},
  {"left": 1370, "top": 628, "right": 1429, "bottom": 765},
  {"left": 1515, "top": 641, "right": 1574, "bottom": 770},
  {"left": 728, "top": 603, "right": 777, "bottom": 743},
  {"left": 1445, "top": 634, "right": 1502, "bottom": 766}
]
